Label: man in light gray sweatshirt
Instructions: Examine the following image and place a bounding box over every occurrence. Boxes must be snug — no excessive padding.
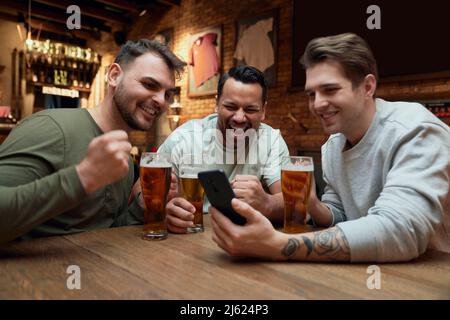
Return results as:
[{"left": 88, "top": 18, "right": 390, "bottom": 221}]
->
[{"left": 209, "top": 33, "right": 449, "bottom": 262}]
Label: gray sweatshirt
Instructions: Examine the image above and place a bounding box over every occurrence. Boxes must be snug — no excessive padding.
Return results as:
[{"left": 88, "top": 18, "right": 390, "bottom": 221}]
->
[{"left": 321, "top": 98, "right": 450, "bottom": 262}]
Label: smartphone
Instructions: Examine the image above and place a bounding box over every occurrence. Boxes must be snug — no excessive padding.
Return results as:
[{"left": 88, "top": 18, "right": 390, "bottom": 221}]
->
[{"left": 198, "top": 169, "right": 247, "bottom": 226}]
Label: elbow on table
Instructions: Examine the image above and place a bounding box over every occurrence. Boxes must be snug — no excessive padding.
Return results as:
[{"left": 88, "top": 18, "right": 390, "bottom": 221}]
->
[
  {"left": 379, "top": 224, "right": 435, "bottom": 263},
  {"left": 0, "top": 222, "right": 28, "bottom": 245},
  {"left": 0, "top": 232, "right": 20, "bottom": 245}
]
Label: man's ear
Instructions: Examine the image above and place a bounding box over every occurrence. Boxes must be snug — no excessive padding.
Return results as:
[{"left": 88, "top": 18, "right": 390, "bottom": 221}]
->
[
  {"left": 214, "top": 94, "right": 219, "bottom": 113},
  {"left": 364, "top": 74, "right": 377, "bottom": 98},
  {"left": 261, "top": 102, "right": 267, "bottom": 121},
  {"left": 107, "top": 63, "right": 123, "bottom": 88}
]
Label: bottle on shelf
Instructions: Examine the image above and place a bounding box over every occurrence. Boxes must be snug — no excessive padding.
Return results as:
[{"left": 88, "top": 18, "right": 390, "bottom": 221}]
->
[
  {"left": 66, "top": 69, "right": 72, "bottom": 87},
  {"left": 24, "top": 39, "right": 100, "bottom": 90},
  {"left": 46, "top": 67, "right": 53, "bottom": 84},
  {"left": 54, "top": 44, "right": 61, "bottom": 67},
  {"left": 39, "top": 70, "right": 45, "bottom": 83},
  {"left": 59, "top": 44, "right": 66, "bottom": 68},
  {"left": 32, "top": 70, "right": 38, "bottom": 82},
  {"left": 72, "top": 47, "right": 78, "bottom": 69}
]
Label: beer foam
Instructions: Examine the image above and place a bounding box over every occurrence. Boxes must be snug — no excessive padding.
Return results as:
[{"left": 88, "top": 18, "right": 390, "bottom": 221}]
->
[
  {"left": 282, "top": 164, "right": 314, "bottom": 172},
  {"left": 179, "top": 173, "right": 198, "bottom": 179},
  {"left": 140, "top": 162, "right": 172, "bottom": 168}
]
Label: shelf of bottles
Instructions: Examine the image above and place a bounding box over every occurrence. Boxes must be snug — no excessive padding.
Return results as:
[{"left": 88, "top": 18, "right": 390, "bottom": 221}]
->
[
  {"left": 24, "top": 39, "right": 101, "bottom": 92},
  {"left": 423, "top": 102, "right": 450, "bottom": 118}
]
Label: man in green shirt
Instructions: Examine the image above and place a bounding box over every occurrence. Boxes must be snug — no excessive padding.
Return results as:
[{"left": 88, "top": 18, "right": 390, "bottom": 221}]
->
[{"left": 0, "top": 39, "right": 186, "bottom": 243}]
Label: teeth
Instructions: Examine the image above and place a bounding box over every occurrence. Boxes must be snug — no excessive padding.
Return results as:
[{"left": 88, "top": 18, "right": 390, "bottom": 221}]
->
[
  {"left": 140, "top": 104, "right": 157, "bottom": 116},
  {"left": 321, "top": 111, "right": 338, "bottom": 119},
  {"left": 229, "top": 124, "right": 248, "bottom": 130}
]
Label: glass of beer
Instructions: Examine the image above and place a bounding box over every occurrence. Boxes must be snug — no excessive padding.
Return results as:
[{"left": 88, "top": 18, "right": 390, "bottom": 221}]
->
[
  {"left": 179, "top": 153, "right": 206, "bottom": 233},
  {"left": 140, "top": 152, "right": 172, "bottom": 240},
  {"left": 281, "top": 156, "right": 314, "bottom": 233}
]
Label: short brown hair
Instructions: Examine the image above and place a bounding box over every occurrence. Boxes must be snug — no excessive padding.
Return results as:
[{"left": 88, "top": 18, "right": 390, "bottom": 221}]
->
[
  {"left": 300, "top": 33, "right": 378, "bottom": 87},
  {"left": 114, "top": 39, "right": 186, "bottom": 80}
]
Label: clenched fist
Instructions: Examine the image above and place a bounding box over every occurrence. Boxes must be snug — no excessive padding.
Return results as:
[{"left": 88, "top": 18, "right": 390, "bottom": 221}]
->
[
  {"left": 231, "top": 175, "right": 269, "bottom": 213},
  {"left": 76, "top": 130, "right": 132, "bottom": 194}
]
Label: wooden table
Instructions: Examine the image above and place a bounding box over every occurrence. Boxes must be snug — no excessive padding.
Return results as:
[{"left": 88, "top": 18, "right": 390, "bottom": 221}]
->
[{"left": 0, "top": 216, "right": 449, "bottom": 300}]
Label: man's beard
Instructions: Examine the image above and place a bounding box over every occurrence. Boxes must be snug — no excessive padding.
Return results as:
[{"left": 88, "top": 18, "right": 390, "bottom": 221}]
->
[{"left": 113, "top": 85, "right": 153, "bottom": 131}]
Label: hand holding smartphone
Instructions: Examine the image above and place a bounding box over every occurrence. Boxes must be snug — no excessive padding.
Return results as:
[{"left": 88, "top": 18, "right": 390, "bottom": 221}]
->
[{"left": 198, "top": 169, "right": 247, "bottom": 225}]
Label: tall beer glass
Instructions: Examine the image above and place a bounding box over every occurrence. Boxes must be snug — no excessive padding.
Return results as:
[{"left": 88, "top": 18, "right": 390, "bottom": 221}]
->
[
  {"left": 140, "top": 152, "right": 172, "bottom": 240},
  {"left": 179, "top": 153, "right": 206, "bottom": 233},
  {"left": 281, "top": 156, "right": 314, "bottom": 233}
]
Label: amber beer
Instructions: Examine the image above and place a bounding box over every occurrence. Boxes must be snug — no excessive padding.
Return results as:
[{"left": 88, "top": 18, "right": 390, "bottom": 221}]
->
[
  {"left": 180, "top": 173, "right": 205, "bottom": 233},
  {"left": 281, "top": 156, "right": 314, "bottom": 233},
  {"left": 179, "top": 153, "right": 207, "bottom": 233},
  {"left": 140, "top": 153, "right": 172, "bottom": 240}
]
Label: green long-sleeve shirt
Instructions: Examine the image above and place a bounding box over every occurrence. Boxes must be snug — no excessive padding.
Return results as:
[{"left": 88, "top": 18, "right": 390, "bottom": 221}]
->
[{"left": 0, "top": 108, "right": 143, "bottom": 243}]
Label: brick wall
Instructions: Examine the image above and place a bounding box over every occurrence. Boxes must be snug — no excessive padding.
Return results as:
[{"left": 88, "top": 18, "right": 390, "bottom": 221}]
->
[{"left": 128, "top": 0, "right": 450, "bottom": 154}]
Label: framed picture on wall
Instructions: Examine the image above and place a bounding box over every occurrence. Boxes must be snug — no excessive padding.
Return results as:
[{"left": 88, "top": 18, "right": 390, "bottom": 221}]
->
[
  {"left": 152, "top": 28, "right": 174, "bottom": 50},
  {"left": 187, "top": 25, "right": 222, "bottom": 97},
  {"left": 234, "top": 9, "right": 278, "bottom": 87}
]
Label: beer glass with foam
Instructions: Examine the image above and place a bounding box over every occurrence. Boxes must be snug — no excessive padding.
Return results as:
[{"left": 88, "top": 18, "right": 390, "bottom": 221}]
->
[
  {"left": 140, "top": 152, "right": 172, "bottom": 240},
  {"left": 179, "top": 153, "right": 206, "bottom": 233},
  {"left": 281, "top": 156, "right": 314, "bottom": 233}
]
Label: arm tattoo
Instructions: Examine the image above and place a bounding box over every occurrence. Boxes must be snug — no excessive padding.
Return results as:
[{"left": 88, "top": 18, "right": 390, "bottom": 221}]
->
[
  {"left": 312, "top": 227, "right": 350, "bottom": 261},
  {"left": 281, "top": 227, "right": 350, "bottom": 261},
  {"left": 281, "top": 238, "right": 300, "bottom": 258},
  {"left": 301, "top": 236, "right": 313, "bottom": 256}
]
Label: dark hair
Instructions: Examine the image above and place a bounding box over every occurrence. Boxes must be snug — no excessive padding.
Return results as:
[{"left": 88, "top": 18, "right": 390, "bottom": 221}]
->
[
  {"left": 217, "top": 65, "right": 268, "bottom": 104},
  {"left": 114, "top": 39, "right": 186, "bottom": 79},
  {"left": 300, "top": 33, "right": 378, "bottom": 88}
]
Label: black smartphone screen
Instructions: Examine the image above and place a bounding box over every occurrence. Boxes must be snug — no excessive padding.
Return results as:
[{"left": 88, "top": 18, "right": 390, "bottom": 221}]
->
[{"left": 198, "top": 169, "right": 247, "bottom": 226}]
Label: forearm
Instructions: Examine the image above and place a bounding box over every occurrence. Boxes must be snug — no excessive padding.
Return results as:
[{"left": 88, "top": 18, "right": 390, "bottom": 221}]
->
[
  {"left": 308, "top": 194, "right": 334, "bottom": 227},
  {"left": 0, "top": 166, "right": 86, "bottom": 243},
  {"left": 113, "top": 193, "right": 144, "bottom": 227},
  {"left": 270, "top": 227, "right": 351, "bottom": 262},
  {"left": 264, "top": 192, "right": 284, "bottom": 222}
]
